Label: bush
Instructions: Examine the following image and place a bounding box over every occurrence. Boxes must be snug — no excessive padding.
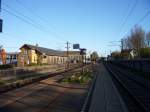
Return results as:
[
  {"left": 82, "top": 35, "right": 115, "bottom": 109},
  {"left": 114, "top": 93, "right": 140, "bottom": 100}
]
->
[
  {"left": 140, "top": 48, "right": 150, "bottom": 58},
  {"left": 62, "top": 71, "right": 93, "bottom": 84},
  {"left": 0, "top": 79, "right": 6, "bottom": 85},
  {"left": 0, "top": 64, "right": 13, "bottom": 69},
  {"left": 111, "top": 52, "right": 122, "bottom": 59}
]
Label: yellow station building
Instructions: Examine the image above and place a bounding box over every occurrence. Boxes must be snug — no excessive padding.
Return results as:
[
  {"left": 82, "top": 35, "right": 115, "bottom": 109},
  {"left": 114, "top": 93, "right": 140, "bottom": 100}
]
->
[{"left": 18, "top": 44, "right": 84, "bottom": 66}]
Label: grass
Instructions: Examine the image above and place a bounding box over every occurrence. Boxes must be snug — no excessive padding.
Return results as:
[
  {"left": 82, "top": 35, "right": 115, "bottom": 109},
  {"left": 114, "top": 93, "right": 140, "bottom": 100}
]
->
[
  {"left": 0, "top": 64, "right": 13, "bottom": 70},
  {"left": 0, "top": 79, "right": 6, "bottom": 85},
  {"left": 62, "top": 70, "right": 94, "bottom": 84}
]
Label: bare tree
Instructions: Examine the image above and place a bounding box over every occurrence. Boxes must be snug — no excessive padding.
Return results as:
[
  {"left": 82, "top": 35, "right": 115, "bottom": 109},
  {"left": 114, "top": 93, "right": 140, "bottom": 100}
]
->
[
  {"left": 90, "top": 51, "right": 99, "bottom": 62},
  {"left": 122, "top": 26, "right": 145, "bottom": 58},
  {"left": 146, "top": 32, "right": 150, "bottom": 47},
  {"left": 122, "top": 36, "right": 132, "bottom": 49}
]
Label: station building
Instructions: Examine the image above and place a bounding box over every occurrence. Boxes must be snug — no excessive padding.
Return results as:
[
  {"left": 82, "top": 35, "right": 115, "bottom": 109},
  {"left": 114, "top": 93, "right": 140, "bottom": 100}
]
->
[{"left": 18, "top": 44, "right": 83, "bottom": 66}]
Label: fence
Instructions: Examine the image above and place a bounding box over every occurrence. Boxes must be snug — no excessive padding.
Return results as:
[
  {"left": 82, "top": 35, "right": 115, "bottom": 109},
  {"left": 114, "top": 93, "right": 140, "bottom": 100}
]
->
[{"left": 109, "top": 59, "right": 150, "bottom": 73}]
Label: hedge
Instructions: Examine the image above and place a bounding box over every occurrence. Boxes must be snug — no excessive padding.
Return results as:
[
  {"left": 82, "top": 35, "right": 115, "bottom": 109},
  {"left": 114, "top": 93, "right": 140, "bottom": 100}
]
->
[
  {"left": 0, "top": 64, "right": 13, "bottom": 69},
  {"left": 140, "top": 48, "right": 150, "bottom": 58}
]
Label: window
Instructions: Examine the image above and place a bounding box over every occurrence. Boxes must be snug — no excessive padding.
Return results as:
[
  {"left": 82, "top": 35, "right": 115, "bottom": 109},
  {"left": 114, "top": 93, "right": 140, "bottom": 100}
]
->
[
  {"left": 24, "top": 50, "right": 28, "bottom": 55},
  {"left": 34, "top": 57, "right": 36, "bottom": 62},
  {"left": 44, "top": 56, "right": 47, "bottom": 58},
  {"left": 13, "top": 55, "right": 17, "bottom": 59}
]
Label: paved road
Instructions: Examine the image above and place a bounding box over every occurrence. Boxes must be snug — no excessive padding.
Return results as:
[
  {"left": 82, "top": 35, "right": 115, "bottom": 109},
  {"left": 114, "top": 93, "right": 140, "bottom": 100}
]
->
[
  {"left": 89, "top": 63, "right": 129, "bottom": 112},
  {"left": 0, "top": 71, "right": 88, "bottom": 112}
]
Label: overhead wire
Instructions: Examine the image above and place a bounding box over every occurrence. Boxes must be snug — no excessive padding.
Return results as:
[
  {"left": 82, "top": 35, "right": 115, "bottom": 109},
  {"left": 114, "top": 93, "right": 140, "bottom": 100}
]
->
[
  {"left": 15, "top": 0, "right": 66, "bottom": 41},
  {"left": 136, "top": 10, "right": 150, "bottom": 24},
  {"left": 15, "top": 0, "right": 49, "bottom": 25},
  {"left": 116, "top": 0, "right": 138, "bottom": 40},
  {"left": 112, "top": 0, "right": 139, "bottom": 50},
  {"left": 2, "top": 3, "right": 66, "bottom": 42},
  {"left": 15, "top": 0, "right": 71, "bottom": 48},
  {"left": 3, "top": 3, "right": 44, "bottom": 29},
  {"left": 123, "top": 9, "right": 150, "bottom": 38},
  {"left": 119, "top": 0, "right": 138, "bottom": 32},
  {"left": 2, "top": 8, "right": 47, "bottom": 32}
]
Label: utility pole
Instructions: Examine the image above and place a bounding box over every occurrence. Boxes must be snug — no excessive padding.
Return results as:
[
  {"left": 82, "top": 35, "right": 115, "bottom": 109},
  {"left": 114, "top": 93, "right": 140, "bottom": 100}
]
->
[
  {"left": 0, "top": 0, "right": 1, "bottom": 12},
  {"left": 121, "top": 39, "right": 123, "bottom": 51},
  {"left": 65, "top": 41, "right": 70, "bottom": 69},
  {"left": 0, "top": 0, "right": 2, "bottom": 60},
  {"left": 108, "top": 40, "right": 124, "bottom": 51},
  {"left": 0, "top": 0, "right": 2, "bottom": 32}
]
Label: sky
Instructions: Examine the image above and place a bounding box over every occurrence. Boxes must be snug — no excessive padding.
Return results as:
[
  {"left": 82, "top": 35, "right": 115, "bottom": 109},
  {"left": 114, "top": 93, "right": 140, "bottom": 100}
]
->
[{"left": 0, "top": 0, "right": 150, "bottom": 56}]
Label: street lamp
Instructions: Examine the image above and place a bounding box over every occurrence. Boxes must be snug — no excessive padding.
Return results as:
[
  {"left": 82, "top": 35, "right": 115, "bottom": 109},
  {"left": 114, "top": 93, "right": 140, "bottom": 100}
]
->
[{"left": 80, "top": 48, "right": 86, "bottom": 75}]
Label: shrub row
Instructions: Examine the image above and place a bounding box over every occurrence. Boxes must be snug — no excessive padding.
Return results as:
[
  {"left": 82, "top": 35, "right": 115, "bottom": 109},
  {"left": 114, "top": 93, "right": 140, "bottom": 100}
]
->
[
  {"left": 0, "top": 64, "right": 13, "bottom": 70},
  {"left": 140, "top": 48, "right": 150, "bottom": 58}
]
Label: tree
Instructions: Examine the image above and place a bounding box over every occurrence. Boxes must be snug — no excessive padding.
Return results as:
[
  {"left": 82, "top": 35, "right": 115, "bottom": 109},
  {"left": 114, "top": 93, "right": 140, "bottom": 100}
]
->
[
  {"left": 90, "top": 51, "right": 99, "bottom": 62},
  {"left": 122, "top": 37, "right": 132, "bottom": 49},
  {"left": 0, "top": 48, "right": 6, "bottom": 64},
  {"left": 146, "top": 32, "right": 150, "bottom": 47},
  {"left": 122, "top": 26, "right": 145, "bottom": 58},
  {"left": 140, "top": 48, "right": 150, "bottom": 58},
  {"left": 111, "top": 51, "right": 121, "bottom": 60}
]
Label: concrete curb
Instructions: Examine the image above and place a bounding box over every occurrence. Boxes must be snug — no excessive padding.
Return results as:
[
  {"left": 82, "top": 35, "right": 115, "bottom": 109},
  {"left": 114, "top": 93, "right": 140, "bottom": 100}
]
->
[
  {"left": 0, "top": 65, "right": 80, "bottom": 94},
  {"left": 80, "top": 72, "right": 97, "bottom": 112}
]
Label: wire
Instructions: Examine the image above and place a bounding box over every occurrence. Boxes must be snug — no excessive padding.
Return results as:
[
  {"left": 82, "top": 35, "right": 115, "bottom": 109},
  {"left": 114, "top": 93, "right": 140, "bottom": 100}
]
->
[
  {"left": 14, "top": 0, "right": 65, "bottom": 41},
  {"left": 2, "top": 4, "right": 66, "bottom": 42},
  {"left": 3, "top": 3, "right": 44, "bottom": 29},
  {"left": 136, "top": 10, "right": 150, "bottom": 24},
  {"left": 122, "top": 9, "right": 150, "bottom": 38},
  {"left": 2, "top": 8, "right": 65, "bottom": 41},
  {"left": 2, "top": 8, "right": 46, "bottom": 32},
  {"left": 15, "top": 0, "right": 49, "bottom": 25},
  {"left": 120, "top": 0, "right": 138, "bottom": 31}
]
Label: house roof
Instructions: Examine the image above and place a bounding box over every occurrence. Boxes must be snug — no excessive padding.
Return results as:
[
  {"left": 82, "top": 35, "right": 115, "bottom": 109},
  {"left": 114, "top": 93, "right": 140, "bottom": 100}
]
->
[
  {"left": 20, "top": 44, "right": 64, "bottom": 56},
  {"left": 63, "top": 51, "right": 80, "bottom": 56}
]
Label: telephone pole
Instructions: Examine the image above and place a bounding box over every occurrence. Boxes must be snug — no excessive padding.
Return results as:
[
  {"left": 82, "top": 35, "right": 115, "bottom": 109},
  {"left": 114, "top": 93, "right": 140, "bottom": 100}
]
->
[
  {"left": 121, "top": 39, "right": 123, "bottom": 51},
  {"left": 108, "top": 40, "right": 124, "bottom": 51},
  {"left": 65, "top": 41, "right": 70, "bottom": 69},
  {"left": 0, "top": 0, "right": 2, "bottom": 33},
  {"left": 0, "top": 0, "right": 1, "bottom": 12}
]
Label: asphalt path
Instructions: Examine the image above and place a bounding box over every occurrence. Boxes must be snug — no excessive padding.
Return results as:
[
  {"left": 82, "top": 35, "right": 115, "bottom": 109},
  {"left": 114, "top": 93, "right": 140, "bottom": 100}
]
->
[{"left": 88, "top": 63, "right": 129, "bottom": 112}]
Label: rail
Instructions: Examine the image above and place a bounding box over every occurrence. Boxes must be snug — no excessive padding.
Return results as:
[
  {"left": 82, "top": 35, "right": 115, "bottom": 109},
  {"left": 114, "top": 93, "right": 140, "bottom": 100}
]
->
[{"left": 105, "top": 63, "right": 150, "bottom": 112}]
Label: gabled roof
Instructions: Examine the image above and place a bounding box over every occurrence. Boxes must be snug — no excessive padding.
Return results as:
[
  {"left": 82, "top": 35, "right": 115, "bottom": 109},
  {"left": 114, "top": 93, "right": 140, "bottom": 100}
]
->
[
  {"left": 20, "top": 44, "right": 64, "bottom": 56},
  {"left": 63, "top": 51, "right": 80, "bottom": 56}
]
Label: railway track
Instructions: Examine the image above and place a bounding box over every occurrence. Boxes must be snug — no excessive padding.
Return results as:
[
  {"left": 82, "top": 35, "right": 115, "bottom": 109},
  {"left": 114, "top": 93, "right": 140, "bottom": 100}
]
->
[
  {"left": 0, "top": 66, "right": 89, "bottom": 112},
  {"left": 104, "top": 62, "right": 150, "bottom": 112}
]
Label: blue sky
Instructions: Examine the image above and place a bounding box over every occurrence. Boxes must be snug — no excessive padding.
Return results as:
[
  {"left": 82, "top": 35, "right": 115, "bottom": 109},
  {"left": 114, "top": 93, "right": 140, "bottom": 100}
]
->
[{"left": 0, "top": 0, "right": 150, "bottom": 56}]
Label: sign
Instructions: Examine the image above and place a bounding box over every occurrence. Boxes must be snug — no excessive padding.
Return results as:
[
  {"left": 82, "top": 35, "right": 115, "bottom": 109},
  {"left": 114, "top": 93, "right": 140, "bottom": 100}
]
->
[
  {"left": 73, "top": 44, "right": 80, "bottom": 49},
  {"left": 0, "top": 19, "right": 2, "bottom": 32}
]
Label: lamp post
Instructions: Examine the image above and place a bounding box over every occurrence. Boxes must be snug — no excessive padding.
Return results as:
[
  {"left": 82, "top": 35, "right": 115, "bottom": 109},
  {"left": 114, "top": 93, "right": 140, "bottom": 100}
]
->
[{"left": 80, "top": 48, "right": 86, "bottom": 75}]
